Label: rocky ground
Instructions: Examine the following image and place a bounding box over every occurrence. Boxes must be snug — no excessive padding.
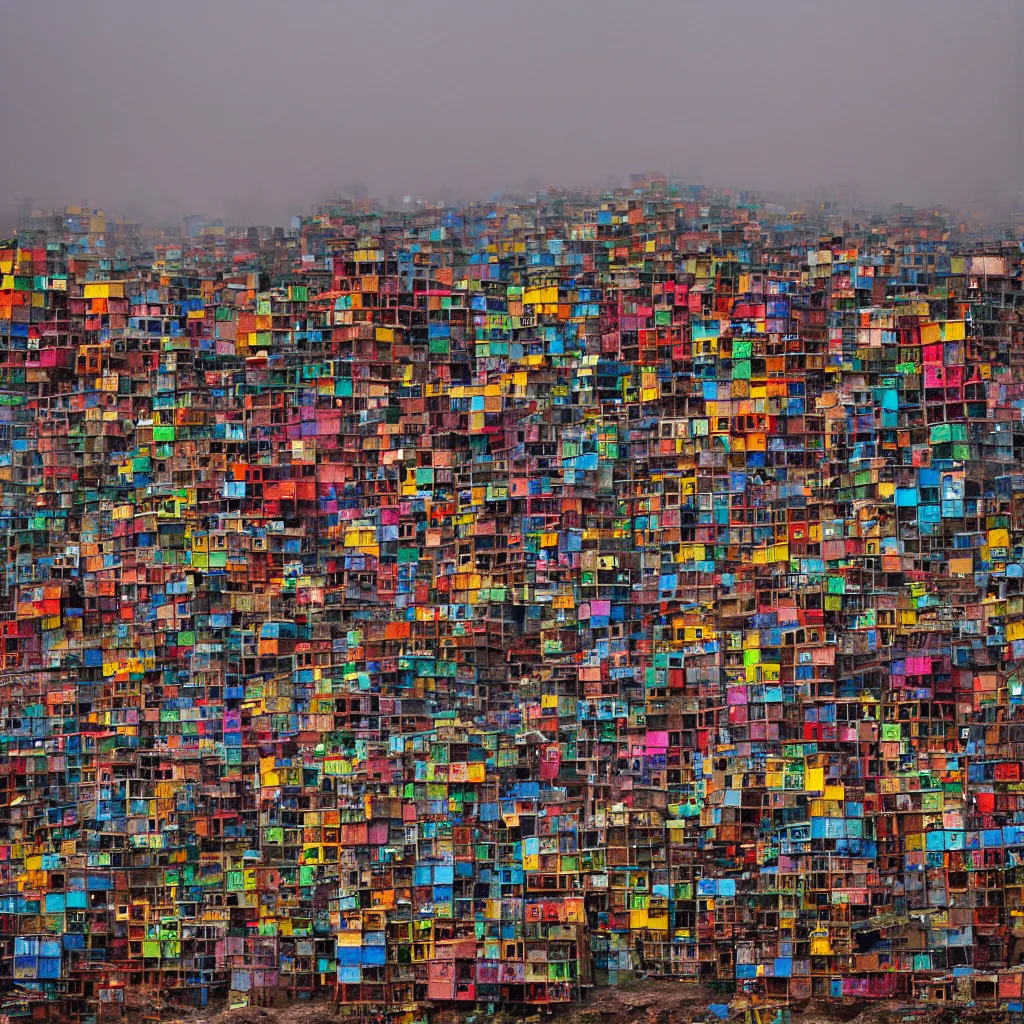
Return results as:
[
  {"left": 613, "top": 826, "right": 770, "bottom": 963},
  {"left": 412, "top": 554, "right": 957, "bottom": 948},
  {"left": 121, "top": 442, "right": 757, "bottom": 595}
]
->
[{"left": 132, "top": 982, "right": 1014, "bottom": 1024}]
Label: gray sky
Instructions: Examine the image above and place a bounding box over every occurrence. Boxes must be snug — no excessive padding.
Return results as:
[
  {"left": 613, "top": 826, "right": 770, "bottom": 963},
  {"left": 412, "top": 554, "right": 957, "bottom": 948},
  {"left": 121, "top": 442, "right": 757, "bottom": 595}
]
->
[{"left": 1, "top": 0, "right": 1021, "bottom": 223}]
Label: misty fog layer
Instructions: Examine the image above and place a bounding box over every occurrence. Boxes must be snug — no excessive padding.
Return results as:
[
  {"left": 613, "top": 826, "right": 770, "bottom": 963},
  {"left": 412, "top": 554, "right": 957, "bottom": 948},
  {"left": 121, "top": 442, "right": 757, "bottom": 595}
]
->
[{"left": 1, "top": 0, "right": 1021, "bottom": 223}]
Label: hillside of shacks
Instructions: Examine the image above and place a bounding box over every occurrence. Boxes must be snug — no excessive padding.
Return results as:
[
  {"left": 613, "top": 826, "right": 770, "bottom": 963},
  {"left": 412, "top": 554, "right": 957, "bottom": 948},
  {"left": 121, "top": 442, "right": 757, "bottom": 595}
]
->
[{"left": 1, "top": 180, "right": 1023, "bottom": 1024}]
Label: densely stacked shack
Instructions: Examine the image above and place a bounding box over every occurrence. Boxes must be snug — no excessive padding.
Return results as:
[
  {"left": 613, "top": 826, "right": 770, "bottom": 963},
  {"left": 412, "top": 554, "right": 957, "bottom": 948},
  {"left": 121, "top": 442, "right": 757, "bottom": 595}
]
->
[{"left": 1, "top": 184, "right": 1023, "bottom": 1023}]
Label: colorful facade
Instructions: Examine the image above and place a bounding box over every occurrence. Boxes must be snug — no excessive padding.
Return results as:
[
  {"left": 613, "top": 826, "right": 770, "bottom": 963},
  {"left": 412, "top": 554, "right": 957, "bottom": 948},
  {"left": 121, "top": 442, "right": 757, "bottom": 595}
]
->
[{"left": 0, "top": 186, "right": 1023, "bottom": 1021}]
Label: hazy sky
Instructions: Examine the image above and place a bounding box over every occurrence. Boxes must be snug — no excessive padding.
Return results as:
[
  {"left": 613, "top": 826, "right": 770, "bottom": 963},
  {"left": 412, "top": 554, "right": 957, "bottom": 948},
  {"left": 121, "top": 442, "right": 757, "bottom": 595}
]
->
[{"left": 1, "top": 0, "right": 1021, "bottom": 222}]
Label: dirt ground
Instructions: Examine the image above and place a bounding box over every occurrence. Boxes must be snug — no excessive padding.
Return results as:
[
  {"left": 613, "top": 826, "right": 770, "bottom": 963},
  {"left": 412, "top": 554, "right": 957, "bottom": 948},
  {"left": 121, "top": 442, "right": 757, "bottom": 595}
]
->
[
  {"left": 556, "top": 981, "right": 1007, "bottom": 1024},
  {"left": 146, "top": 982, "right": 1014, "bottom": 1024}
]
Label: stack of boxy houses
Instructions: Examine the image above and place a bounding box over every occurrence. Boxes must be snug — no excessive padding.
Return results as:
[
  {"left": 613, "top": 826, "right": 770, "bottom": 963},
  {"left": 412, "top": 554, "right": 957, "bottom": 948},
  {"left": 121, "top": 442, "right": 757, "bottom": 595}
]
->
[{"left": 0, "top": 186, "right": 1023, "bottom": 1022}]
